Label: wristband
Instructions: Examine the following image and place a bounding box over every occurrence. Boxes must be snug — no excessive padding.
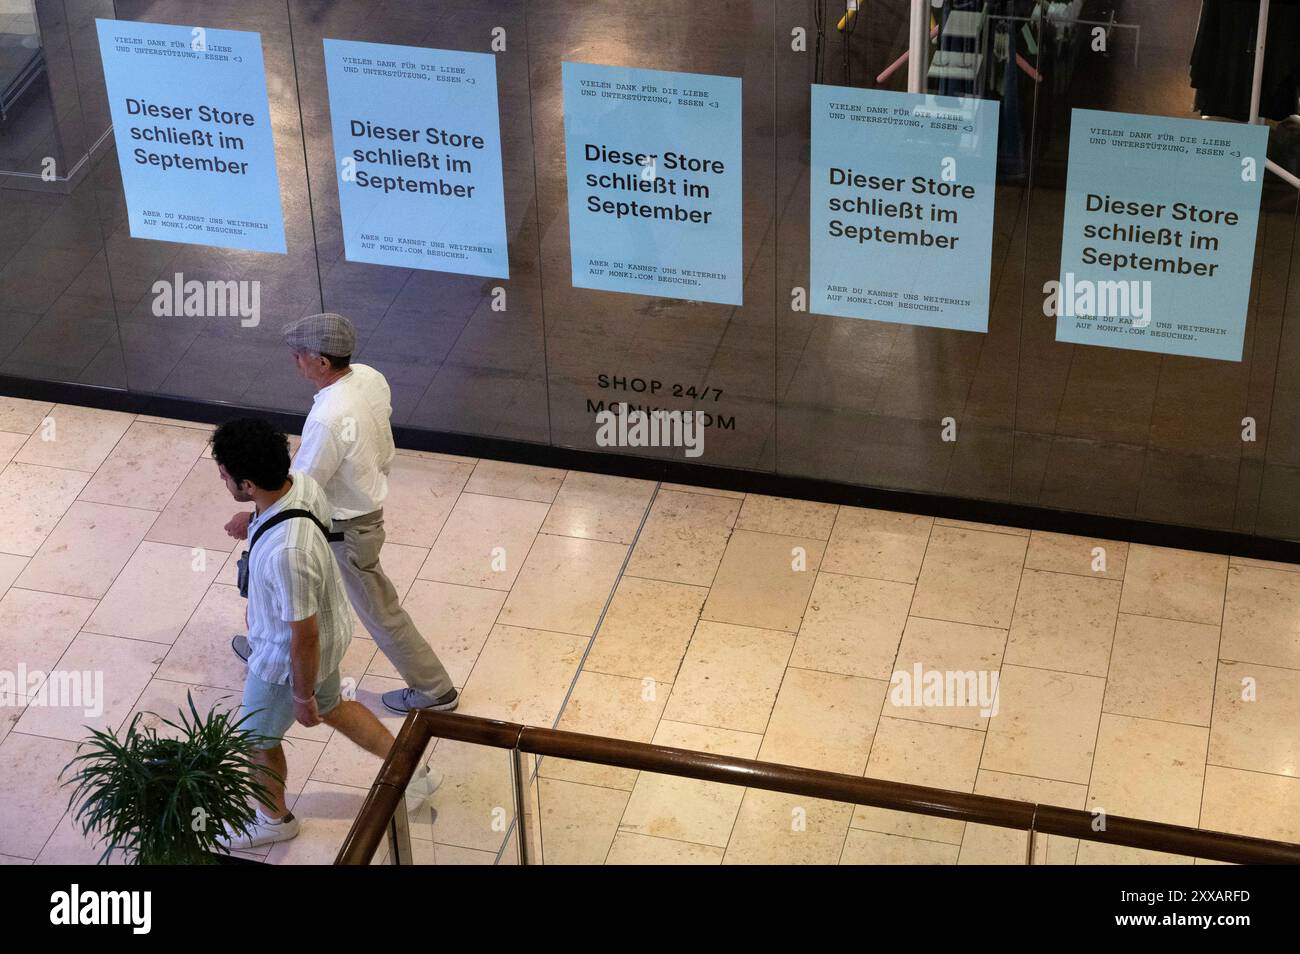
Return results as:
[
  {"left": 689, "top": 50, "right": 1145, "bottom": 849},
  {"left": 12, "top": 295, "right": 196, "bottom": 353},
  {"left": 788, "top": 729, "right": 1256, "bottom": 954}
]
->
[{"left": 293, "top": 691, "right": 315, "bottom": 703}]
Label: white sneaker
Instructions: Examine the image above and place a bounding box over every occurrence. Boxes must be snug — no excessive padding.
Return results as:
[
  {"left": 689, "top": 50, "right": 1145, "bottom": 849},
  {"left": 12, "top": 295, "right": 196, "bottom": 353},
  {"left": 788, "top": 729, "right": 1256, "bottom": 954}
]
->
[
  {"left": 217, "top": 811, "right": 301, "bottom": 850},
  {"left": 406, "top": 765, "right": 444, "bottom": 805}
]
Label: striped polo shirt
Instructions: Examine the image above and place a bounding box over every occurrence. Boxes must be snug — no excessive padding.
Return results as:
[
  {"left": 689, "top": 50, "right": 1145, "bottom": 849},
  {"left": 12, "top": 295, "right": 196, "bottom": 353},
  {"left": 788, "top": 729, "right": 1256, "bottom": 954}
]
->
[{"left": 245, "top": 470, "right": 352, "bottom": 686}]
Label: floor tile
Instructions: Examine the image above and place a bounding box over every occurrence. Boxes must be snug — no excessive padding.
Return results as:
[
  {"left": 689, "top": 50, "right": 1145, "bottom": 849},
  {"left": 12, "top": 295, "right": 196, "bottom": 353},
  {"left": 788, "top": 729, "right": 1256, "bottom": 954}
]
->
[
  {"left": 935, "top": 518, "right": 1029, "bottom": 537},
  {"left": 606, "top": 831, "right": 724, "bottom": 864},
  {"left": 417, "top": 492, "right": 548, "bottom": 591},
  {"left": 144, "top": 459, "right": 243, "bottom": 554},
  {"left": 1024, "top": 530, "right": 1128, "bottom": 580},
  {"left": 791, "top": 572, "right": 912, "bottom": 680},
  {"left": 376, "top": 580, "right": 504, "bottom": 686},
  {"left": 736, "top": 494, "right": 838, "bottom": 539},
  {"left": 1208, "top": 661, "right": 1300, "bottom": 778},
  {"left": 377, "top": 454, "right": 475, "bottom": 547},
  {"left": 0, "top": 553, "right": 27, "bottom": 592},
  {"left": 0, "top": 732, "right": 80, "bottom": 857},
  {"left": 540, "top": 471, "right": 656, "bottom": 543},
  {"left": 458, "top": 625, "right": 587, "bottom": 726},
  {"left": 619, "top": 720, "right": 761, "bottom": 847},
  {"left": 911, "top": 525, "right": 1027, "bottom": 628},
  {"left": 540, "top": 669, "right": 669, "bottom": 790},
  {"left": 464, "top": 459, "right": 566, "bottom": 503},
  {"left": 855, "top": 717, "right": 984, "bottom": 844},
  {"left": 0, "top": 697, "right": 24, "bottom": 746},
  {"left": 0, "top": 397, "right": 53, "bottom": 434},
  {"left": 1075, "top": 842, "right": 1194, "bottom": 865},
  {"left": 841, "top": 828, "right": 960, "bottom": 864},
  {"left": 536, "top": 778, "right": 628, "bottom": 864},
  {"left": 886, "top": 617, "right": 1007, "bottom": 729},
  {"left": 1104, "top": 614, "right": 1218, "bottom": 726},
  {"left": 981, "top": 664, "right": 1106, "bottom": 784},
  {"left": 134, "top": 415, "right": 214, "bottom": 431},
  {"left": 13, "top": 404, "right": 133, "bottom": 472},
  {"left": 1119, "top": 544, "right": 1228, "bottom": 625},
  {"left": 78, "top": 421, "right": 210, "bottom": 511},
  {"left": 1005, "top": 569, "right": 1121, "bottom": 678},
  {"left": 582, "top": 576, "right": 708, "bottom": 685},
  {"left": 657, "top": 482, "right": 744, "bottom": 499},
  {"left": 1200, "top": 765, "right": 1300, "bottom": 844},
  {"left": 266, "top": 780, "right": 372, "bottom": 865},
  {"left": 15, "top": 500, "right": 156, "bottom": 599},
  {"left": 758, "top": 668, "right": 887, "bottom": 775},
  {"left": 701, "top": 529, "right": 823, "bottom": 633},
  {"left": 0, "top": 462, "right": 90, "bottom": 556},
  {"left": 821, "top": 507, "right": 932, "bottom": 583},
  {"left": 624, "top": 489, "right": 740, "bottom": 586},
  {"left": 155, "top": 584, "right": 254, "bottom": 691},
  {"left": 723, "top": 789, "right": 854, "bottom": 865},
  {"left": 498, "top": 534, "right": 627, "bottom": 636},
  {"left": 0, "top": 431, "right": 24, "bottom": 470},
  {"left": 1229, "top": 555, "right": 1300, "bottom": 574},
  {"left": 16, "top": 632, "right": 163, "bottom": 742},
  {"left": 124, "top": 679, "right": 243, "bottom": 739},
  {"left": 35, "top": 809, "right": 127, "bottom": 865},
  {"left": 0, "top": 588, "right": 98, "bottom": 674},
  {"left": 84, "top": 541, "right": 221, "bottom": 644},
  {"left": 1221, "top": 564, "right": 1300, "bottom": 670},
  {"left": 662, "top": 620, "right": 793, "bottom": 734},
  {"left": 1087, "top": 713, "right": 1207, "bottom": 827}
]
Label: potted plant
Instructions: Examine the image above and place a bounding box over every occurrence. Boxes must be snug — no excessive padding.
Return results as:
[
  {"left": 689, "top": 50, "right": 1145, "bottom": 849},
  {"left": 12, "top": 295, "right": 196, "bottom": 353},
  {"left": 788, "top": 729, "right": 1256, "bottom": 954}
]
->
[{"left": 63, "top": 693, "right": 281, "bottom": 865}]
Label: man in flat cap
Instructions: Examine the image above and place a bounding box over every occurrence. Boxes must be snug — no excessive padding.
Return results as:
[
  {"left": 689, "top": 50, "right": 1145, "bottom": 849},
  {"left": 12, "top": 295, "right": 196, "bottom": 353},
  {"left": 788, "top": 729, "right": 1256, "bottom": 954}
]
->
[{"left": 226, "top": 313, "right": 458, "bottom": 714}]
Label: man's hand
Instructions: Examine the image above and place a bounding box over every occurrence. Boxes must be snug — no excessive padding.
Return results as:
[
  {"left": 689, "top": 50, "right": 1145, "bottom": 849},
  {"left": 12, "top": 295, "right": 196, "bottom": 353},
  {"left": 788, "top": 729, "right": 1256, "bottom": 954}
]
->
[
  {"left": 225, "top": 510, "right": 253, "bottom": 539},
  {"left": 293, "top": 693, "right": 321, "bottom": 727}
]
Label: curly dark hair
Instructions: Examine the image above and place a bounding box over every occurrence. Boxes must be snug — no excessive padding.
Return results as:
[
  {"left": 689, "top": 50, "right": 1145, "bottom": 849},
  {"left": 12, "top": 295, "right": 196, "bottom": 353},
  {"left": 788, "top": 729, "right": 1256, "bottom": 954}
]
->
[{"left": 211, "top": 418, "right": 290, "bottom": 491}]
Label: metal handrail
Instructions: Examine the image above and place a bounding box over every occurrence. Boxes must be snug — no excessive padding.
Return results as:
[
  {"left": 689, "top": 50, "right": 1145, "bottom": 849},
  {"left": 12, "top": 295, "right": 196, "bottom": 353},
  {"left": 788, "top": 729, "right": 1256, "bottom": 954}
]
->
[{"left": 335, "top": 710, "right": 1300, "bottom": 865}]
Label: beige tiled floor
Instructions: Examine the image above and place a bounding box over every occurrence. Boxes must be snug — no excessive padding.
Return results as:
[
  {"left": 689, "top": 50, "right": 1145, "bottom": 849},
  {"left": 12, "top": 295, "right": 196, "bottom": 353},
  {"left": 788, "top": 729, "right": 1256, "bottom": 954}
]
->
[{"left": 1, "top": 396, "right": 1298, "bottom": 865}]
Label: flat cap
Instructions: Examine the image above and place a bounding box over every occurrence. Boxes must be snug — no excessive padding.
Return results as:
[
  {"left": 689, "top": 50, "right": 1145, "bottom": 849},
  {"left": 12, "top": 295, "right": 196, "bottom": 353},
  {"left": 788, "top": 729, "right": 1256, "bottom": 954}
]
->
[{"left": 282, "top": 312, "right": 356, "bottom": 357}]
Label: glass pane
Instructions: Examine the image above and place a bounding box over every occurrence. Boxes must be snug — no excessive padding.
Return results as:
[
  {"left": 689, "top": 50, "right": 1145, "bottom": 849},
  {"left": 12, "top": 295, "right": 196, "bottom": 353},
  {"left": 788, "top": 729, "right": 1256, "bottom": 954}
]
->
[
  {"left": 527, "top": 0, "right": 777, "bottom": 471},
  {"left": 377, "top": 738, "right": 519, "bottom": 865}
]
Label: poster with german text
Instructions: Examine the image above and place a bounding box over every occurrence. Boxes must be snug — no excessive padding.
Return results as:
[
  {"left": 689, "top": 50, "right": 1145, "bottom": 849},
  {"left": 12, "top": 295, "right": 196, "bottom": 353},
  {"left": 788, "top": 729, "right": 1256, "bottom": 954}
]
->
[
  {"left": 810, "top": 86, "right": 998, "bottom": 332},
  {"left": 323, "top": 39, "right": 508, "bottom": 278},
  {"left": 96, "top": 18, "right": 286, "bottom": 253},
  {"left": 562, "top": 62, "right": 742, "bottom": 305},
  {"left": 1055, "top": 109, "right": 1267, "bottom": 361}
]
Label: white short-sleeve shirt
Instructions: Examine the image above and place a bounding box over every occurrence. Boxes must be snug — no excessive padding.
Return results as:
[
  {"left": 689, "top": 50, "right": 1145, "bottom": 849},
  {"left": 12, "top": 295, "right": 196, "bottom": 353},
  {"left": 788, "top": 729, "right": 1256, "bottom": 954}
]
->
[
  {"left": 292, "top": 364, "right": 396, "bottom": 521},
  {"left": 245, "top": 471, "right": 352, "bottom": 685}
]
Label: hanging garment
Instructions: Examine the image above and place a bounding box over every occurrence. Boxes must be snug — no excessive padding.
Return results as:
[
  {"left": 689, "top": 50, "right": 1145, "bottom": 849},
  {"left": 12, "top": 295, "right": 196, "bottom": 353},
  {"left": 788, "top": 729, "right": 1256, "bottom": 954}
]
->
[{"left": 1190, "top": 0, "right": 1300, "bottom": 120}]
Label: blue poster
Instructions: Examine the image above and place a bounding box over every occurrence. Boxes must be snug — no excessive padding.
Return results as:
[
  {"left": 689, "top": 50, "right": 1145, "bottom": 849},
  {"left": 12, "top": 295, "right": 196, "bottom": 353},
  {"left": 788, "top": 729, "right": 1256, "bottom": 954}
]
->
[
  {"left": 95, "top": 19, "right": 285, "bottom": 253},
  {"left": 562, "top": 62, "right": 742, "bottom": 305},
  {"left": 810, "top": 86, "right": 999, "bottom": 332},
  {"left": 1055, "top": 109, "right": 1267, "bottom": 361},
  {"left": 322, "top": 40, "right": 508, "bottom": 278}
]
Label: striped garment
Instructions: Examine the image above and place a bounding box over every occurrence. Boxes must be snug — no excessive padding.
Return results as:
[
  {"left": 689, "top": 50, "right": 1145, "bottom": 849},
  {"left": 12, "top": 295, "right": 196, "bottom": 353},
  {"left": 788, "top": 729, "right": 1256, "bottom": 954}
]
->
[{"left": 245, "top": 470, "right": 352, "bottom": 686}]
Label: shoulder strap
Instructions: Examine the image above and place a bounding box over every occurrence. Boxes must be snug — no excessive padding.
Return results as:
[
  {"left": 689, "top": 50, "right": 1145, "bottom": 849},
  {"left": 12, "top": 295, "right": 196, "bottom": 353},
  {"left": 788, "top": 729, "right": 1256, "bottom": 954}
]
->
[{"left": 249, "top": 508, "right": 344, "bottom": 550}]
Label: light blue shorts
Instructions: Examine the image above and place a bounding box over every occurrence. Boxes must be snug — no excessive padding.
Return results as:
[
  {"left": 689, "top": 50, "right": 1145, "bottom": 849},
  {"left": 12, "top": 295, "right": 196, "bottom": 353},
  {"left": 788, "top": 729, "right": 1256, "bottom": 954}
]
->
[{"left": 240, "top": 669, "right": 343, "bottom": 748}]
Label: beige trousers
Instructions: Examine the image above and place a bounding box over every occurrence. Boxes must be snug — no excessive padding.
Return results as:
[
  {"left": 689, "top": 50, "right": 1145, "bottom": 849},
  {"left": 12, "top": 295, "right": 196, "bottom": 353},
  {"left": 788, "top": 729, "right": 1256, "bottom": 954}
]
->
[{"left": 330, "top": 509, "right": 454, "bottom": 697}]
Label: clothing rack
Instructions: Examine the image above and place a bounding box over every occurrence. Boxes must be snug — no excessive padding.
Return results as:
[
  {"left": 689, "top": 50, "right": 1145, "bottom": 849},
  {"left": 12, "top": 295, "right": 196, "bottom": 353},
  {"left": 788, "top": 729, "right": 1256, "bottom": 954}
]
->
[{"left": 1249, "top": 0, "right": 1300, "bottom": 189}]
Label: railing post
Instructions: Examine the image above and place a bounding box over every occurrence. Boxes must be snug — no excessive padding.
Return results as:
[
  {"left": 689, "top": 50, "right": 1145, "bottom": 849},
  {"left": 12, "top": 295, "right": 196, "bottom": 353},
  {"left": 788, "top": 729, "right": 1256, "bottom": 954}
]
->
[
  {"left": 1026, "top": 807, "right": 1038, "bottom": 865},
  {"left": 511, "top": 747, "right": 533, "bottom": 865},
  {"left": 387, "top": 794, "right": 414, "bottom": 866}
]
